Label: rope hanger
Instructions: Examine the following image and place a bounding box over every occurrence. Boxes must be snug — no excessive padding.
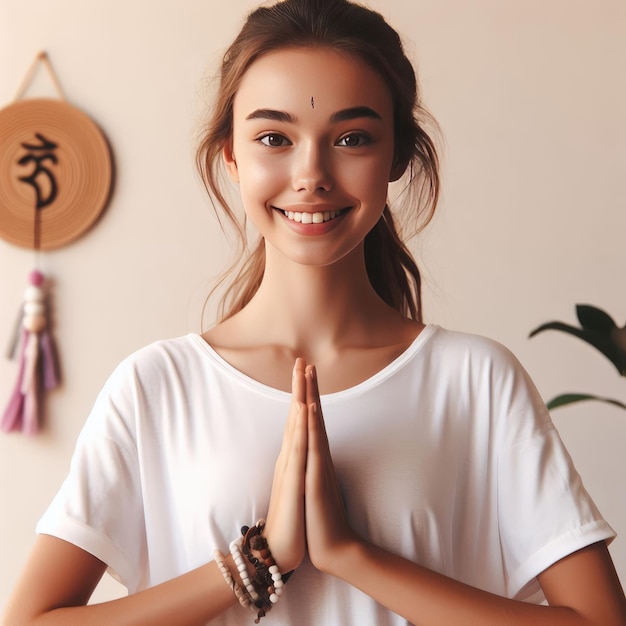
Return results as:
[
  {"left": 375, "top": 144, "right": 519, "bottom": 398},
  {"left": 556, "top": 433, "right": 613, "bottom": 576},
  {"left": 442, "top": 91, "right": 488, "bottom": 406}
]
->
[{"left": 13, "top": 51, "right": 66, "bottom": 102}]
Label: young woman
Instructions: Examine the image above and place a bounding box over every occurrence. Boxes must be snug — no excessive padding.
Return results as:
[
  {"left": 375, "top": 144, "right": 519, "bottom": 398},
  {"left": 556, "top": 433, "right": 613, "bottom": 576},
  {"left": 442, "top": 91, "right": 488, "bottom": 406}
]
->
[{"left": 4, "top": 0, "right": 626, "bottom": 624}]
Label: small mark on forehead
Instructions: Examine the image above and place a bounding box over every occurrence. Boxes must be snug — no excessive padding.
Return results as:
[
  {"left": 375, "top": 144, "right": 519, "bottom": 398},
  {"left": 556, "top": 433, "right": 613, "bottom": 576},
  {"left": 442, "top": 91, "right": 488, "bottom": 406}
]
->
[{"left": 311, "top": 96, "right": 315, "bottom": 109}]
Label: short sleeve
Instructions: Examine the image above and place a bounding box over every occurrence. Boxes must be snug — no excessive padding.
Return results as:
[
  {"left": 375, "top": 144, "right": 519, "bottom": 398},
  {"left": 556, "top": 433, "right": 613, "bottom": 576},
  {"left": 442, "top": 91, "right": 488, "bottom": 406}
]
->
[
  {"left": 497, "top": 399, "right": 615, "bottom": 601},
  {"left": 36, "top": 362, "right": 148, "bottom": 592}
]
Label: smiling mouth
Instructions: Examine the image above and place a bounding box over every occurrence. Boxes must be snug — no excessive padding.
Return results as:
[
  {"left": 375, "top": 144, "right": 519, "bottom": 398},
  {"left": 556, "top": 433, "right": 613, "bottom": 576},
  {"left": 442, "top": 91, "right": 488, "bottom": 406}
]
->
[{"left": 279, "top": 208, "right": 348, "bottom": 224}]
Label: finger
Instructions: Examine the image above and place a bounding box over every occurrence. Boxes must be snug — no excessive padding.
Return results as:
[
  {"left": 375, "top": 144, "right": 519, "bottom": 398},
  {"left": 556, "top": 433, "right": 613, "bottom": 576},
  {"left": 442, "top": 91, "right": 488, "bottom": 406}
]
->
[
  {"left": 268, "top": 401, "right": 307, "bottom": 516},
  {"left": 285, "top": 401, "right": 308, "bottom": 488},
  {"left": 293, "top": 357, "right": 307, "bottom": 405},
  {"left": 306, "top": 365, "right": 329, "bottom": 444},
  {"left": 305, "top": 402, "right": 337, "bottom": 520},
  {"left": 306, "top": 401, "right": 321, "bottom": 477},
  {"left": 307, "top": 402, "right": 345, "bottom": 515},
  {"left": 270, "top": 403, "right": 307, "bottom": 532},
  {"left": 278, "top": 359, "right": 307, "bottom": 462},
  {"left": 305, "top": 364, "right": 319, "bottom": 407}
]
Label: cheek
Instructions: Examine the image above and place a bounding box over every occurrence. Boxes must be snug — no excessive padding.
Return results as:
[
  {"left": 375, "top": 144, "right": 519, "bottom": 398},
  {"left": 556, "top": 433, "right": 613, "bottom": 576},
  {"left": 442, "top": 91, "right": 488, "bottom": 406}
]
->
[
  {"left": 231, "top": 133, "right": 283, "bottom": 199},
  {"left": 237, "top": 150, "right": 284, "bottom": 187},
  {"left": 238, "top": 159, "right": 284, "bottom": 206},
  {"left": 343, "top": 159, "right": 391, "bottom": 204},
  {"left": 339, "top": 144, "right": 393, "bottom": 186}
]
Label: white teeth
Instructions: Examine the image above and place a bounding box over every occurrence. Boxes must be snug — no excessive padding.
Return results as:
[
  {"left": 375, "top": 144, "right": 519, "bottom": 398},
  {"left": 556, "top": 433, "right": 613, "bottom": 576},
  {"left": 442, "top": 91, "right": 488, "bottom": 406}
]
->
[{"left": 283, "top": 210, "right": 343, "bottom": 223}]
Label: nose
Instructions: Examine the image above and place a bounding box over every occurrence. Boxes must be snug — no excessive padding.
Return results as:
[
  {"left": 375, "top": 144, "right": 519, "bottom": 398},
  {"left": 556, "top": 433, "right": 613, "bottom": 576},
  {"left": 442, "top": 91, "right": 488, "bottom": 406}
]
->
[{"left": 291, "top": 143, "right": 332, "bottom": 193}]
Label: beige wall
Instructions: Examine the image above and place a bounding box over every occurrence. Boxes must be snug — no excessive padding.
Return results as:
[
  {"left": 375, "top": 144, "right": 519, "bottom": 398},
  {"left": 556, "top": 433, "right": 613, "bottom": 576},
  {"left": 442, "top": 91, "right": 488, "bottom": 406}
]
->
[{"left": 1, "top": 0, "right": 624, "bottom": 607}]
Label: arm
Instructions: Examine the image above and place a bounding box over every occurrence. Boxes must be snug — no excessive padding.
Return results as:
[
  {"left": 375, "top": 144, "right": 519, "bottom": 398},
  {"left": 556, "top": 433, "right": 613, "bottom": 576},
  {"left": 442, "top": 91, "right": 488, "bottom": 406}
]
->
[
  {"left": 326, "top": 538, "right": 626, "bottom": 626},
  {"left": 3, "top": 360, "right": 309, "bottom": 626},
  {"left": 3, "top": 535, "right": 238, "bottom": 626},
  {"left": 302, "top": 364, "right": 626, "bottom": 626}
]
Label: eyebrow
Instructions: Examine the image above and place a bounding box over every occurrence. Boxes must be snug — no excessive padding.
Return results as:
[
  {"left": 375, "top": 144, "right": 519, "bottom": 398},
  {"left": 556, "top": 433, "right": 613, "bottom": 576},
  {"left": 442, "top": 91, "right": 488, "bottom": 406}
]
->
[
  {"left": 246, "top": 109, "right": 294, "bottom": 123},
  {"left": 245, "top": 106, "right": 383, "bottom": 123},
  {"left": 331, "top": 106, "right": 382, "bottom": 122}
]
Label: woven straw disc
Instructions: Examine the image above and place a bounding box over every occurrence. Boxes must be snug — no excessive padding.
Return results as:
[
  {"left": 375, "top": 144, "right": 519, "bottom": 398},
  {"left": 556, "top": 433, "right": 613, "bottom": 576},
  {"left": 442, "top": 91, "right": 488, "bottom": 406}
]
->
[{"left": 0, "top": 98, "right": 112, "bottom": 250}]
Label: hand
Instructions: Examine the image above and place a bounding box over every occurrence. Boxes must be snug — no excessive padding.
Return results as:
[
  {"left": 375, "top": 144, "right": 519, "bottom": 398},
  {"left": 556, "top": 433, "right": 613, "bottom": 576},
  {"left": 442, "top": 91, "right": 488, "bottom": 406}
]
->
[
  {"left": 304, "top": 364, "right": 360, "bottom": 574},
  {"left": 263, "top": 358, "right": 308, "bottom": 573}
]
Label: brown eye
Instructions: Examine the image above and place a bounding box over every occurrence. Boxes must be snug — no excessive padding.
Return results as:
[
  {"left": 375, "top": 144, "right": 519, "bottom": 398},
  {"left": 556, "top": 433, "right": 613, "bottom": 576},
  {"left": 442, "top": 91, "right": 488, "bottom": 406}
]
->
[
  {"left": 337, "top": 133, "right": 370, "bottom": 147},
  {"left": 259, "top": 133, "right": 290, "bottom": 147}
]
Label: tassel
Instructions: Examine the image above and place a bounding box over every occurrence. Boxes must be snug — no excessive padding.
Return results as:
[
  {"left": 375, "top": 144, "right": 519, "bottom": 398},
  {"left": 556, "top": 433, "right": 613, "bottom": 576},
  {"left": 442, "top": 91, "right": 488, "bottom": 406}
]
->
[
  {"left": 1, "top": 270, "right": 61, "bottom": 435},
  {"left": 40, "top": 330, "right": 61, "bottom": 389},
  {"left": 5, "top": 307, "right": 23, "bottom": 359}
]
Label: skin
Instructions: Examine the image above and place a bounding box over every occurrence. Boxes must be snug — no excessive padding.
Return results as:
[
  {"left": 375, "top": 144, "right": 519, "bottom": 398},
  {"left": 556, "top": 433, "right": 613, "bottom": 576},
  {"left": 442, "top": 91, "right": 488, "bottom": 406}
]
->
[{"left": 3, "top": 47, "right": 626, "bottom": 626}]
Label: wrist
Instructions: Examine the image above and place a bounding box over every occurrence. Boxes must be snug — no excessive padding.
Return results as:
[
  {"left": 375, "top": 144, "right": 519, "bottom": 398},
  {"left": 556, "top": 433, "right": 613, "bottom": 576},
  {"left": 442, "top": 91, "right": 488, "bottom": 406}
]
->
[
  {"left": 263, "top": 527, "right": 303, "bottom": 574},
  {"left": 214, "top": 520, "right": 290, "bottom": 623},
  {"left": 319, "top": 534, "right": 367, "bottom": 579}
]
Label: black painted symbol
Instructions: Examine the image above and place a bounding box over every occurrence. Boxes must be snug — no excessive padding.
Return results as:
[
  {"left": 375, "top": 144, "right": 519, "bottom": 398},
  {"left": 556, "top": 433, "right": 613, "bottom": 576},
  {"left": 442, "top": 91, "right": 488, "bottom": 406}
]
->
[
  {"left": 311, "top": 96, "right": 315, "bottom": 109},
  {"left": 17, "top": 133, "right": 59, "bottom": 210}
]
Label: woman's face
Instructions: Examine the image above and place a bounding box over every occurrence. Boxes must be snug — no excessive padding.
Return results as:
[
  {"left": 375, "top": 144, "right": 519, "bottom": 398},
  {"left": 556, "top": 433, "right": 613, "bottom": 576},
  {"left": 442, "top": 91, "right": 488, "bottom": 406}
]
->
[{"left": 224, "top": 47, "right": 395, "bottom": 269}]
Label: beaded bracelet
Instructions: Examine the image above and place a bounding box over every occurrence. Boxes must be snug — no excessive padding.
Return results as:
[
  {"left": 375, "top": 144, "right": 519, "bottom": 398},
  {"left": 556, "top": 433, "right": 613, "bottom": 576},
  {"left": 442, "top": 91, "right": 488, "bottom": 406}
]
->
[
  {"left": 213, "top": 549, "right": 253, "bottom": 611},
  {"left": 241, "top": 519, "right": 287, "bottom": 616},
  {"left": 217, "top": 521, "right": 291, "bottom": 623},
  {"left": 230, "top": 536, "right": 260, "bottom": 601}
]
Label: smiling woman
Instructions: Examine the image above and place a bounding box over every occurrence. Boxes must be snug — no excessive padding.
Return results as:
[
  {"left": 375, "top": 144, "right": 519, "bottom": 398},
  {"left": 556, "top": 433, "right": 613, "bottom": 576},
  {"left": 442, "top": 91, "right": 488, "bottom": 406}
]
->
[{"left": 3, "top": 0, "right": 625, "bottom": 625}]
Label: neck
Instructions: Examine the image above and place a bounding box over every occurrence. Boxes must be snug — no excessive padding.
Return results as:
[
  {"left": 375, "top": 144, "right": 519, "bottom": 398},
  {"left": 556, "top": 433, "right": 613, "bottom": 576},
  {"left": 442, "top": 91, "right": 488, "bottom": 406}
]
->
[{"left": 233, "top": 242, "right": 402, "bottom": 360}]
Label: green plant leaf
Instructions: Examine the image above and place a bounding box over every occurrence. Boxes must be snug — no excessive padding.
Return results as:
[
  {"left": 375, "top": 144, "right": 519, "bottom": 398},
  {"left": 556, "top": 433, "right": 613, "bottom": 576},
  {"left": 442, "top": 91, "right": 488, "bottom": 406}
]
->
[
  {"left": 576, "top": 304, "right": 617, "bottom": 333},
  {"left": 529, "top": 321, "right": 581, "bottom": 339},
  {"left": 546, "top": 393, "right": 626, "bottom": 411},
  {"left": 529, "top": 321, "right": 626, "bottom": 376}
]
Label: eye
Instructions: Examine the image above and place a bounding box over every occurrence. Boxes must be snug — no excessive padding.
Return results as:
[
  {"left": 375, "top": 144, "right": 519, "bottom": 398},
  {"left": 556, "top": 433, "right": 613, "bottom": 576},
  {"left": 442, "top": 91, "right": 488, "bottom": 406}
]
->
[
  {"left": 258, "top": 133, "right": 291, "bottom": 147},
  {"left": 336, "top": 132, "right": 370, "bottom": 148}
]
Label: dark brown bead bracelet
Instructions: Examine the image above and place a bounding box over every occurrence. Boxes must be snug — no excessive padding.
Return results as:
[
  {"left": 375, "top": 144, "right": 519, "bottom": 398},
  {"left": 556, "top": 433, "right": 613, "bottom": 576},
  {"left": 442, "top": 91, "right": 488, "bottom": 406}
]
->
[{"left": 239, "top": 520, "right": 294, "bottom": 622}]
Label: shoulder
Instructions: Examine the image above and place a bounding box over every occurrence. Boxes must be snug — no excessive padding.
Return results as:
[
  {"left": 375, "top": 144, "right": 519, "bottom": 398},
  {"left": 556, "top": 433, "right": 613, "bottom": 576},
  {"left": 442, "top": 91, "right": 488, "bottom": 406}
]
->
[
  {"left": 90, "top": 334, "right": 214, "bottom": 419},
  {"left": 424, "top": 326, "right": 548, "bottom": 424},
  {"left": 426, "top": 325, "right": 523, "bottom": 372},
  {"left": 106, "top": 334, "right": 208, "bottom": 386},
  {"left": 81, "top": 335, "right": 216, "bottom": 444},
  {"left": 118, "top": 333, "right": 204, "bottom": 368}
]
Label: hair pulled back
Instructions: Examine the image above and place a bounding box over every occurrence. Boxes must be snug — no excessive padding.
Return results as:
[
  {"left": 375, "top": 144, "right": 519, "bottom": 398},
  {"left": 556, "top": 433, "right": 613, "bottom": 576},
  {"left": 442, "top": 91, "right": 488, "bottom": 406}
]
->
[{"left": 197, "top": 0, "right": 440, "bottom": 322}]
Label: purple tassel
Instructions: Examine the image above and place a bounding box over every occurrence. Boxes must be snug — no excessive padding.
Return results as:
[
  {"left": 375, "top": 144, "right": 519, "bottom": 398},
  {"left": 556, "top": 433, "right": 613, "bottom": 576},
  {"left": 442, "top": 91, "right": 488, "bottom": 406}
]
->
[
  {"left": 0, "top": 330, "right": 28, "bottom": 433},
  {"left": 2, "top": 271, "right": 61, "bottom": 435},
  {"left": 40, "top": 330, "right": 61, "bottom": 390},
  {"left": 20, "top": 332, "right": 41, "bottom": 435}
]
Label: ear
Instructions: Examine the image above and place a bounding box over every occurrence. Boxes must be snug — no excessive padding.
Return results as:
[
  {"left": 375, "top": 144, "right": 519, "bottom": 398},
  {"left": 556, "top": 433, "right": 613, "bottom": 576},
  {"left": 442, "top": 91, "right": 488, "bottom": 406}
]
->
[
  {"left": 222, "top": 141, "right": 239, "bottom": 182},
  {"left": 389, "top": 158, "right": 408, "bottom": 182}
]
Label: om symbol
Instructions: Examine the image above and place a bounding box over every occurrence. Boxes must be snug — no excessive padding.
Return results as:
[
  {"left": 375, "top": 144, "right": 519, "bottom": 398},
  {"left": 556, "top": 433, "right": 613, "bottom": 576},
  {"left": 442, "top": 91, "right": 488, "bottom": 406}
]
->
[{"left": 17, "top": 133, "right": 59, "bottom": 210}]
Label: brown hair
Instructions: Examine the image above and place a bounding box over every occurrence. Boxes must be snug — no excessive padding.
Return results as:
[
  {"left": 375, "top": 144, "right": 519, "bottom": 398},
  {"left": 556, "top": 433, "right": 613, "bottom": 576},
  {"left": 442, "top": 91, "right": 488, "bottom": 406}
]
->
[{"left": 197, "top": 0, "right": 439, "bottom": 323}]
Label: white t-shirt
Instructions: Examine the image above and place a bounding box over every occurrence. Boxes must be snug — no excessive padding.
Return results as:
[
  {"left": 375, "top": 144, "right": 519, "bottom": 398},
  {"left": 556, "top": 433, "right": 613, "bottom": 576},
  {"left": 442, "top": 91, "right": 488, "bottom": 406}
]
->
[{"left": 37, "top": 326, "right": 615, "bottom": 625}]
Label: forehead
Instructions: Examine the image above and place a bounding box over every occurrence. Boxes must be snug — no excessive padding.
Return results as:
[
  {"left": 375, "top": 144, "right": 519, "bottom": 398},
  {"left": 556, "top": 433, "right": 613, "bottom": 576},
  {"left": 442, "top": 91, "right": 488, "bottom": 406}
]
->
[{"left": 233, "top": 47, "right": 393, "bottom": 118}]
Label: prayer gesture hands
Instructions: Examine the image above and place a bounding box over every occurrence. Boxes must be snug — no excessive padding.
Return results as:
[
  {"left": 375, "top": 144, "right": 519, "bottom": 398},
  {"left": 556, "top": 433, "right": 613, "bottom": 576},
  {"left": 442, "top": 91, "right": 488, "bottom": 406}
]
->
[
  {"left": 265, "top": 358, "right": 358, "bottom": 577},
  {"left": 303, "top": 360, "right": 358, "bottom": 574},
  {"left": 263, "top": 360, "right": 308, "bottom": 573}
]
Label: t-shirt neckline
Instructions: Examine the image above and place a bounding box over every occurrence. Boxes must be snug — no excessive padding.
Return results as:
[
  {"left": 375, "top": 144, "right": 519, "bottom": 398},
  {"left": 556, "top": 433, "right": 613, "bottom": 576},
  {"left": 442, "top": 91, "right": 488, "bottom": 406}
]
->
[{"left": 188, "top": 324, "right": 438, "bottom": 401}]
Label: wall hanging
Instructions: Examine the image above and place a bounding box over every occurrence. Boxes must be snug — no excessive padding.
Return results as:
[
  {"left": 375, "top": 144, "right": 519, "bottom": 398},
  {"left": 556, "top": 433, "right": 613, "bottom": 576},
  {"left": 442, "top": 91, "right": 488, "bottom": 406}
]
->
[{"left": 0, "top": 52, "right": 114, "bottom": 435}]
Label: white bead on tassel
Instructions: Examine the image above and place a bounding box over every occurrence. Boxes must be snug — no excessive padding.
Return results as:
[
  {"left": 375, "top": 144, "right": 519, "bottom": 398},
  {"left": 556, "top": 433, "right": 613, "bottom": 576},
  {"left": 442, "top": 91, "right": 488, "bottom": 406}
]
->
[{"left": 1, "top": 270, "right": 61, "bottom": 435}]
